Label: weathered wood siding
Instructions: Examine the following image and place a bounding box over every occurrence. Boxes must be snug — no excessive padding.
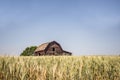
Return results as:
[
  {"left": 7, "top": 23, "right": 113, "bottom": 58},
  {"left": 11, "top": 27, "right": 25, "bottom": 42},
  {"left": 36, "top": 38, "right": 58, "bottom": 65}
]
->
[
  {"left": 34, "top": 51, "right": 45, "bottom": 56},
  {"left": 34, "top": 41, "right": 72, "bottom": 56},
  {"left": 46, "top": 42, "right": 63, "bottom": 55}
]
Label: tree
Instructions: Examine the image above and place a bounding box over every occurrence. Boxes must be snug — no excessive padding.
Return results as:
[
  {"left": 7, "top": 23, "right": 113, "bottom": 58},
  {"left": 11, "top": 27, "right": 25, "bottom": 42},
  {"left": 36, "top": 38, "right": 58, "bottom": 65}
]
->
[{"left": 20, "top": 46, "right": 37, "bottom": 56}]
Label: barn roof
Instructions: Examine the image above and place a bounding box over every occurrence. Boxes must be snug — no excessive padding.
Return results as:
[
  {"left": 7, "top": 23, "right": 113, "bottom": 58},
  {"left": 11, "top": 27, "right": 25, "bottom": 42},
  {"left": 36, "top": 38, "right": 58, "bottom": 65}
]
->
[
  {"left": 35, "top": 42, "right": 49, "bottom": 52},
  {"left": 35, "top": 41, "right": 60, "bottom": 52},
  {"left": 34, "top": 41, "right": 72, "bottom": 55}
]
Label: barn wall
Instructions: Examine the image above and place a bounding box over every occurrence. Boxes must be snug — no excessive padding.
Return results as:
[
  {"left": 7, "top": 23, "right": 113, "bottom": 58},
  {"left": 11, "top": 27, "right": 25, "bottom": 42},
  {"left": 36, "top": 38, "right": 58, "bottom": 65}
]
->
[
  {"left": 34, "top": 51, "right": 45, "bottom": 56},
  {"left": 46, "top": 42, "right": 63, "bottom": 55},
  {"left": 34, "top": 41, "right": 72, "bottom": 56}
]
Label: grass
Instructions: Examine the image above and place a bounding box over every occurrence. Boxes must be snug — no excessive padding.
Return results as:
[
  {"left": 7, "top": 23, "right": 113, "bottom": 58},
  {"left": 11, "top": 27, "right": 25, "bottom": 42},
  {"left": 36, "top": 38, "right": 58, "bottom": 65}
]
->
[{"left": 0, "top": 56, "right": 120, "bottom": 80}]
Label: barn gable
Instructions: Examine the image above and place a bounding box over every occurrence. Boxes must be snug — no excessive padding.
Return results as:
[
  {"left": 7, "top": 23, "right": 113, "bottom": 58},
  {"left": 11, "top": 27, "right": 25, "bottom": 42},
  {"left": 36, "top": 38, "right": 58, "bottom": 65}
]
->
[{"left": 34, "top": 41, "right": 72, "bottom": 56}]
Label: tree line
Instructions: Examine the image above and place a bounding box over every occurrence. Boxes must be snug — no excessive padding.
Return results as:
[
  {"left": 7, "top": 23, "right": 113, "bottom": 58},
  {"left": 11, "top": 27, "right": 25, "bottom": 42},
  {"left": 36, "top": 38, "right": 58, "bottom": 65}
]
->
[{"left": 20, "top": 46, "right": 37, "bottom": 56}]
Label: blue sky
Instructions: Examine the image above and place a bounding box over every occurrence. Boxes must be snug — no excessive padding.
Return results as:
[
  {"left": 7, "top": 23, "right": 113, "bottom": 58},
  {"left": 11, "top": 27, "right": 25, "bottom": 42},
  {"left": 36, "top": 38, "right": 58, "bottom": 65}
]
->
[{"left": 0, "top": 0, "right": 120, "bottom": 56}]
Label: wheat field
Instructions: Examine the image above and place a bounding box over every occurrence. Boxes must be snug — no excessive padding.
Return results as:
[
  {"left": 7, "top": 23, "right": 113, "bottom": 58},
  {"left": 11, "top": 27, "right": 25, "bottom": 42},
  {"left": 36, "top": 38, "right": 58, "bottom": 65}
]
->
[{"left": 0, "top": 56, "right": 120, "bottom": 80}]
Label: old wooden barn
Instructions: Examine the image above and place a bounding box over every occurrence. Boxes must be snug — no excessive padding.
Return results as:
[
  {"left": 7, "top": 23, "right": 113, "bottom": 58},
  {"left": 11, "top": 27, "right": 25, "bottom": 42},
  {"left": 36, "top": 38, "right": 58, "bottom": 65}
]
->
[{"left": 34, "top": 41, "right": 72, "bottom": 56}]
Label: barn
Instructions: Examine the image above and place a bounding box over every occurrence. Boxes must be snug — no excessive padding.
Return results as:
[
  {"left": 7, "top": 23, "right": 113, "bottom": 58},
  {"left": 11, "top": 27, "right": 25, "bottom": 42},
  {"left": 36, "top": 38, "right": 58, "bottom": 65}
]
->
[{"left": 34, "top": 41, "right": 72, "bottom": 56}]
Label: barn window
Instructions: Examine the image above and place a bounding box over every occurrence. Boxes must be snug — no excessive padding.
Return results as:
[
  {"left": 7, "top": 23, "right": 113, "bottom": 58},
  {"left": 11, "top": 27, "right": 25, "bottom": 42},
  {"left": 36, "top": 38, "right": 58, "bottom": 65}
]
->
[{"left": 52, "top": 48, "right": 55, "bottom": 51}]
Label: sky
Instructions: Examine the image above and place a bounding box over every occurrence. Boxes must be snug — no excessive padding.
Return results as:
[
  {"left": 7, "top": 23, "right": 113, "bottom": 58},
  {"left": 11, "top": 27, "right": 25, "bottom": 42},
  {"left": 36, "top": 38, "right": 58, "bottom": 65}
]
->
[{"left": 0, "top": 0, "right": 120, "bottom": 56}]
